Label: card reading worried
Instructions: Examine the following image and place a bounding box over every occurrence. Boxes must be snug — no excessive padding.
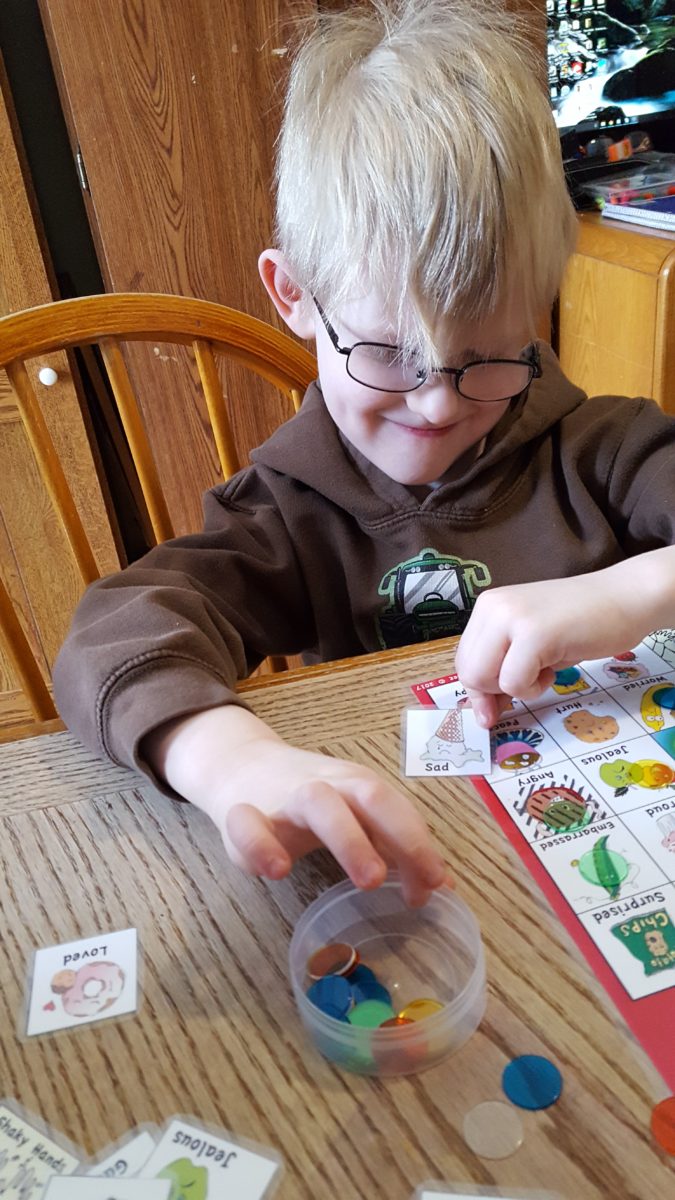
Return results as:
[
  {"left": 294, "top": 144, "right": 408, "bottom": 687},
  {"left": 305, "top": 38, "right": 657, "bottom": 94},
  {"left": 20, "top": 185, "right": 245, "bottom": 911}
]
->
[{"left": 25, "top": 928, "right": 138, "bottom": 1037}]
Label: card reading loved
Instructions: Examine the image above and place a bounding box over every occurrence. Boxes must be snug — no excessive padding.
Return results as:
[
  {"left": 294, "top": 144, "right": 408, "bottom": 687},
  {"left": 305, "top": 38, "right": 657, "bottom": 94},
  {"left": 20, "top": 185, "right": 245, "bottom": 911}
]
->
[
  {"left": 26, "top": 928, "right": 138, "bottom": 1037},
  {"left": 141, "top": 1118, "right": 282, "bottom": 1200},
  {"left": 0, "top": 1101, "right": 80, "bottom": 1198}
]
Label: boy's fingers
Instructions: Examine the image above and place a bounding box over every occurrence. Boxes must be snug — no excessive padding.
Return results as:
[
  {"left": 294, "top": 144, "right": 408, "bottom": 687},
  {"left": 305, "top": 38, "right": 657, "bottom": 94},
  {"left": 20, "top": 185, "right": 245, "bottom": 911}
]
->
[
  {"left": 465, "top": 690, "right": 506, "bottom": 728},
  {"left": 225, "top": 803, "right": 292, "bottom": 878},
  {"left": 293, "top": 781, "right": 388, "bottom": 889},
  {"left": 347, "top": 776, "right": 449, "bottom": 900}
]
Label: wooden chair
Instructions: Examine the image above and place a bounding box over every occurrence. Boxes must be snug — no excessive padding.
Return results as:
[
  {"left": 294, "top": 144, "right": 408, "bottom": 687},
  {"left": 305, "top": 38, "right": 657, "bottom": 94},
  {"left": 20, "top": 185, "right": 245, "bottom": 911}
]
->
[{"left": 0, "top": 292, "right": 317, "bottom": 738}]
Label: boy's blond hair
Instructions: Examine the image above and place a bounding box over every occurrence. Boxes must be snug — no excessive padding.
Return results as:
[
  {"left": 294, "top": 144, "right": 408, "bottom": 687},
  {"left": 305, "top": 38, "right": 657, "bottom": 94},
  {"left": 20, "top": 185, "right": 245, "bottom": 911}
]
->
[{"left": 275, "top": 0, "right": 576, "bottom": 368}]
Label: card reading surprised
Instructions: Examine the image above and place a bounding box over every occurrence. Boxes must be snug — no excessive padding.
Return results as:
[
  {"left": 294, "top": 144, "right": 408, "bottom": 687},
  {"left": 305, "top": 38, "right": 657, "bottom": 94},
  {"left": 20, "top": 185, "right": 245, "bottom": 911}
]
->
[
  {"left": 405, "top": 708, "right": 491, "bottom": 777},
  {"left": 26, "top": 928, "right": 138, "bottom": 1036}
]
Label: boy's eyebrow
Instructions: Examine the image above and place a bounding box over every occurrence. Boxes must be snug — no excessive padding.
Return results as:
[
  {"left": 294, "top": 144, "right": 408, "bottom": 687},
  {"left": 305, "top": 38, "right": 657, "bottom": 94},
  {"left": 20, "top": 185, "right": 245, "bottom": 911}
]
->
[{"left": 338, "top": 319, "right": 512, "bottom": 363}]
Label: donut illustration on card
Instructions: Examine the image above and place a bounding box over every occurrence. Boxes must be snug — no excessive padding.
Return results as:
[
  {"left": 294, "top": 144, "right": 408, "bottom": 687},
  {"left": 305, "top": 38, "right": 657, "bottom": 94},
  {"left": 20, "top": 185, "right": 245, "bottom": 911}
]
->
[{"left": 48, "top": 961, "right": 126, "bottom": 1018}]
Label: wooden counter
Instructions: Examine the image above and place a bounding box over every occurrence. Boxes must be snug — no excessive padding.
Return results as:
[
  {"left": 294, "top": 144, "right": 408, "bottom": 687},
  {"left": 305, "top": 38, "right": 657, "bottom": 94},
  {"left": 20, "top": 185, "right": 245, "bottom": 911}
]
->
[{"left": 558, "top": 211, "right": 675, "bottom": 413}]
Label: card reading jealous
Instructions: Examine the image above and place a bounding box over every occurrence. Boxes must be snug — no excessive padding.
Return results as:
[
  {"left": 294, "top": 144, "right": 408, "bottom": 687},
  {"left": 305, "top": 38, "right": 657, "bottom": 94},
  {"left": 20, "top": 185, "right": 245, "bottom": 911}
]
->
[
  {"left": 405, "top": 708, "right": 491, "bottom": 777},
  {"left": 25, "top": 928, "right": 138, "bottom": 1037},
  {"left": 140, "top": 1118, "right": 282, "bottom": 1200}
]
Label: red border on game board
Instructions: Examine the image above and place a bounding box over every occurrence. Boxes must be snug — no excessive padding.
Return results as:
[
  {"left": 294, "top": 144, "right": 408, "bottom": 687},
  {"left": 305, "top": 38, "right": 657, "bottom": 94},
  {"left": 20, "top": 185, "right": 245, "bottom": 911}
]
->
[{"left": 412, "top": 674, "right": 675, "bottom": 1091}]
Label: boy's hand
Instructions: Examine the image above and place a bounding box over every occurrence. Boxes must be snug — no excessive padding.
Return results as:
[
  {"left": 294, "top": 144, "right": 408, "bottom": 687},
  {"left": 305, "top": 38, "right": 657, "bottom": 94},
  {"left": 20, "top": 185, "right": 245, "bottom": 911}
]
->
[
  {"left": 455, "top": 571, "right": 644, "bottom": 728},
  {"left": 142, "top": 706, "right": 450, "bottom": 907}
]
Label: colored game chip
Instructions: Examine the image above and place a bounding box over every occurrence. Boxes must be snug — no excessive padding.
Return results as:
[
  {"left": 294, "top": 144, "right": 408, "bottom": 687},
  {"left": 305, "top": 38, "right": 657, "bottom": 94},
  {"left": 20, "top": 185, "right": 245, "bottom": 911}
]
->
[
  {"left": 380, "top": 1016, "right": 414, "bottom": 1028},
  {"left": 348, "top": 964, "right": 392, "bottom": 1006},
  {"left": 502, "top": 1054, "right": 563, "bottom": 1110},
  {"left": 463, "top": 1100, "right": 524, "bottom": 1160},
  {"left": 398, "top": 997, "right": 445, "bottom": 1022},
  {"left": 651, "top": 1095, "right": 675, "bottom": 1156},
  {"left": 306, "top": 975, "right": 353, "bottom": 1020},
  {"left": 306, "top": 942, "right": 358, "bottom": 980},
  {"left": 347, "top": 999, "right": 395, "bottom": 1028}
]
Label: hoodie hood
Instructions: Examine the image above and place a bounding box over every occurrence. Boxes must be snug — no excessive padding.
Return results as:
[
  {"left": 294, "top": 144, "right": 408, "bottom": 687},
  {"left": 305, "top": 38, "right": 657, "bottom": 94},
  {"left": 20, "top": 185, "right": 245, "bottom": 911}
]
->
[{"left": 251, "top": 342, "right": 588, "bottom": 524}]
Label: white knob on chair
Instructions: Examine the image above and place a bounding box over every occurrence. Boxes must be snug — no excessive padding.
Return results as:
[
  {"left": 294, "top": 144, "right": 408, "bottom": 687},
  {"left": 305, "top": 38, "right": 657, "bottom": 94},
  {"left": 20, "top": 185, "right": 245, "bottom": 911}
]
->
[{"left": 38, "top": 367, "right": 58, "bottom": 386}]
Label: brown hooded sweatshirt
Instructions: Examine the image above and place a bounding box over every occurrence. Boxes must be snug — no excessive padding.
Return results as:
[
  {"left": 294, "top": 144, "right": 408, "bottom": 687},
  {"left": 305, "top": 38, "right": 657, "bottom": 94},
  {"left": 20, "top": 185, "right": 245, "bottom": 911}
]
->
[{"left": 53, "top": 344, "right": 675, "bottom": 783}]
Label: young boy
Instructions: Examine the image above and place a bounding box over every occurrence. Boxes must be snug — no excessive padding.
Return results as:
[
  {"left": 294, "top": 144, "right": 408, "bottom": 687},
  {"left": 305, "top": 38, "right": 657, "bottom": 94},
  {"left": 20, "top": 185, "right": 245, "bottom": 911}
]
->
[{"left": 54, "top": 0, "right": 675, "bottom": 907}]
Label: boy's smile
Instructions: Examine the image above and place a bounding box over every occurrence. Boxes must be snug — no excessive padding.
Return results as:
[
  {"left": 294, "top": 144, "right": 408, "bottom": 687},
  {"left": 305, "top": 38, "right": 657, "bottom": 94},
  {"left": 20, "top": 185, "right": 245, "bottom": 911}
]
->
[{"left": 312, "top": 292, "right": 533, "bottom": 486}]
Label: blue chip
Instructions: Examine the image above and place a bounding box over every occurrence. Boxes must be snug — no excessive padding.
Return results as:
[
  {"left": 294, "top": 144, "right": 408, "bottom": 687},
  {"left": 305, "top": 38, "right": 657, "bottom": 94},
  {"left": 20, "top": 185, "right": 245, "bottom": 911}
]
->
[
  {"left": 502, "top": 1054, "right": 562, "bottom": 1110},
  {"left": 307, "top": 974, "right": 352, "bottom": 1019},
  {"left": 348, "top": 965, "right": 392, "bottom": 1006}
]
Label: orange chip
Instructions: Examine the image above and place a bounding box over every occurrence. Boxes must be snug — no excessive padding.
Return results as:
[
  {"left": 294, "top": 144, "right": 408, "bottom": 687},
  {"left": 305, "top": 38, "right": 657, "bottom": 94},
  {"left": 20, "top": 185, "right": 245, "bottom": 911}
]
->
[
  {"left": 651, "top": 1095, "right": 675, "bottom": 1156},
  {"left": 380, "top": 1016, "right": 414, "bottom": 1028},
  {"left": 306, "top": 942, "right": 358, "bottom": 980}
]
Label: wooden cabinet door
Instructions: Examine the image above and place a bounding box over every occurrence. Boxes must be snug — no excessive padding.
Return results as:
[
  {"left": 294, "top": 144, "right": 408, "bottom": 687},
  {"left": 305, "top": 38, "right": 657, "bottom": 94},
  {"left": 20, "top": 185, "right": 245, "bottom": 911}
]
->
[
  {"left": 40, "top": 0, "right": 315, "bottom": 536},
  {"left": 0, "top": 59, "right": 119, "bottom": 734}
]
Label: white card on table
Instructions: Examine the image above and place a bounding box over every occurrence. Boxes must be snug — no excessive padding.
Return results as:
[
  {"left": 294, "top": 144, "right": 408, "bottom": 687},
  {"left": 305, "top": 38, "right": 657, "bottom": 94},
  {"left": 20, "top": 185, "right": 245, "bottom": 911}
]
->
[
  {"left": 43, "top": 1179, "right": 170, "bottom": 1199},
  {"left": 405, "top": 708, "right": 491, "bottom": 776},
  {"left": 140, "top": 1118, "right": 281, "bottom": 1200},
  {"left": 26, "top": 928, "right": 138, "bottom": 1037},
  {"left": 0, "top": 1101, "right": 80, "bottom": 1197},
  {"left": 87, "top": 1130, "right": 157, "bottom": 1177}
]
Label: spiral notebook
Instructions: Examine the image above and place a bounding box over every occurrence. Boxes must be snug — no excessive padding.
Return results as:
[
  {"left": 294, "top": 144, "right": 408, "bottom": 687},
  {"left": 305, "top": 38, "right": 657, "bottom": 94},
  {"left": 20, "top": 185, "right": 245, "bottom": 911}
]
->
[{"left": 603, "top": 193, "right": 675, "bottom": 231}]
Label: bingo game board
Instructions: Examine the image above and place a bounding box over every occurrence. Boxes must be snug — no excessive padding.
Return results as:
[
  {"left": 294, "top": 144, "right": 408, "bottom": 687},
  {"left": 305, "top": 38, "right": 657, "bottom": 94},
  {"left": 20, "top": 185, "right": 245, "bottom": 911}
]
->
[{"left": 412, "top": 630, "right": 675, "bottom": 1091}]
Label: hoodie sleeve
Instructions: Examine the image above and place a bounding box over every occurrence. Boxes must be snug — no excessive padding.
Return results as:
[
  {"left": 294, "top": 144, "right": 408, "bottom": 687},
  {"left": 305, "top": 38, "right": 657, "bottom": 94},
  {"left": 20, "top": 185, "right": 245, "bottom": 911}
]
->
[
  {"left": 52, "top": 470, "right": 315, "bottom": 780},
  {"left": 602, "top": 396, "right": 675, "bottom": 552}
]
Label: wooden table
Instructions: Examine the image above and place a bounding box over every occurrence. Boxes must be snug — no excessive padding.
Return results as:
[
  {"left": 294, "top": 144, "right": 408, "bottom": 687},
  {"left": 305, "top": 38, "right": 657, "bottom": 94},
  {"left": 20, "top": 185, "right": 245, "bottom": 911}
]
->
[{"left": 0, "top": 639, "right": 672, "bottom": 1199}]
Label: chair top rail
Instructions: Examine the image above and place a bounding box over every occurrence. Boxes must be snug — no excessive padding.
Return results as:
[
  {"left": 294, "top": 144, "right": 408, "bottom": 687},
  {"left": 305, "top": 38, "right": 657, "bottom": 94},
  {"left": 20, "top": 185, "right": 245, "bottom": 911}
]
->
[{"left": 0, "top": 293, "right": 317, "bottom": 389}]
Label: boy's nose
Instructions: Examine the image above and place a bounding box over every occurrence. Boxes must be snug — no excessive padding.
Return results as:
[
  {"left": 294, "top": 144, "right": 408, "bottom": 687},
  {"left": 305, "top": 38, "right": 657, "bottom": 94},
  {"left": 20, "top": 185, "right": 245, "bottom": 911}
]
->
[{"left": 404, "top": 374, "right": 463, "bottom": 424}]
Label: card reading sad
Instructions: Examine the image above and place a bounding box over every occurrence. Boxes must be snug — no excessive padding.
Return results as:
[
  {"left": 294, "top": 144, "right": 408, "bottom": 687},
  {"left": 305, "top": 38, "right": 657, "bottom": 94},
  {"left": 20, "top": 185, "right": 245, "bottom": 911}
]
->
[
  {"left": 141, "top": 1118, "right": 282, "bottom": 1200},
  {"left": 25, "top": 928, "right": 138, "bottom": 1037},
  {"left": 43, "top": 1179, "right": 170, "bottom": 1199},
  {"left": 405, "top": 708, "right": 491, "bottom": 777},
  {"left": 0, "top": 1100, "right": 80, "bottom": 1198}
]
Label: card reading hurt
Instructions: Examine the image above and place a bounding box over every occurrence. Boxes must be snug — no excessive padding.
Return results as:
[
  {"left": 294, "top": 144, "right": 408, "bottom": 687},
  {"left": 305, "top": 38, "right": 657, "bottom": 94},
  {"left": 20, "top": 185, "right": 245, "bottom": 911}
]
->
[
  {"left": 140, "top": 1119, "right": 281, "bottom": 1200},
  {"left": 43, "top": 1180, "right": 170, "bottom": 1199},
  {"left": 26, "top": 928, "right": 138, "bottom": 1036},
  {"left": 405, "top": 707, "right": 491, "bottom": 776},
  {"left": 0, "top": 1101, "right": 80, "bottom": 1198}
]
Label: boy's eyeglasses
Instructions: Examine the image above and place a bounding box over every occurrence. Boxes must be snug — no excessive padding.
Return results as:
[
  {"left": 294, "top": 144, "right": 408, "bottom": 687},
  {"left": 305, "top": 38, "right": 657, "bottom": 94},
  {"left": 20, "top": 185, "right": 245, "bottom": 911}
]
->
[{"left": 314, "top": 299, "right": 541, "bottom": 401}]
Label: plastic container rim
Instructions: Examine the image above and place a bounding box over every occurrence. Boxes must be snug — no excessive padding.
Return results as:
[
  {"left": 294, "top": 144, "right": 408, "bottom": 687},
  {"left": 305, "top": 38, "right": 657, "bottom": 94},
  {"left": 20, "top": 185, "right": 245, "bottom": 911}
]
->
[{"left": 289, "top": 874, "right": 486, "bottom": 1042}]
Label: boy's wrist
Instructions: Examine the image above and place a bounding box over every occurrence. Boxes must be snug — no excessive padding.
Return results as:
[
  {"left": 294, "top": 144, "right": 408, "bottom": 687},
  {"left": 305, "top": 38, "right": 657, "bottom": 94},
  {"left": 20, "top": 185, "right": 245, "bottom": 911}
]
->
[
  {"left": 600, "top": 548, "right": 675, "bottom": 640},
  {"left": 141, "top": 704, "right": 283, "bottom": 817}
]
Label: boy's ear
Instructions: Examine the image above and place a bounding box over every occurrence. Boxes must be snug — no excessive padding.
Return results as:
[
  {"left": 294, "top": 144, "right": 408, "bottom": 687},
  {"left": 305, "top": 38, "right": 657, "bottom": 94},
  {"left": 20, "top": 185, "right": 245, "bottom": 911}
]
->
[{"left": 258, "top": 249, "right": 315, "bottom": 340}]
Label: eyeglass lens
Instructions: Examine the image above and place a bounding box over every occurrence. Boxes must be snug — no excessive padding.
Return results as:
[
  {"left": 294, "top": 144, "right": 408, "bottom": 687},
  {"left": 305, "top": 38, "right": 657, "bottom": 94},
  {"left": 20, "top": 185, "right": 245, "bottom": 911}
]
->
[{"left": 346, "top": 342, "right": 532, "bottom": 400}]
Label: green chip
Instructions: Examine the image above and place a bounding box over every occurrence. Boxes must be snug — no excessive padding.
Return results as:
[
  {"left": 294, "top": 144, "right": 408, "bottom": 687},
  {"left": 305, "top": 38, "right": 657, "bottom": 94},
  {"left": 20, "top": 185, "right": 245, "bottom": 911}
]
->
[{"left": 347, "top": 999, "right": 395, "bottom": 1028}]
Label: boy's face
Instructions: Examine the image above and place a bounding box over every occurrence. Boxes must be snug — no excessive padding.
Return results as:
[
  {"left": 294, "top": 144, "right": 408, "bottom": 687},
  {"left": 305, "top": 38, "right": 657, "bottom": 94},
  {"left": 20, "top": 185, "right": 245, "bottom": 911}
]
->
[{"left": 313, "top": 291, "right": 532, "bottom": 486}]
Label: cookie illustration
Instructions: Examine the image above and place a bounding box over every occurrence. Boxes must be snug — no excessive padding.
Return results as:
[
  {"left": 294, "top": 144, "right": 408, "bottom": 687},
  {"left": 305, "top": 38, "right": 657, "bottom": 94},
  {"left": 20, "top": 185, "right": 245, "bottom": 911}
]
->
[{"left": 562, "top": 709, "right": 619, "bottom": 744}]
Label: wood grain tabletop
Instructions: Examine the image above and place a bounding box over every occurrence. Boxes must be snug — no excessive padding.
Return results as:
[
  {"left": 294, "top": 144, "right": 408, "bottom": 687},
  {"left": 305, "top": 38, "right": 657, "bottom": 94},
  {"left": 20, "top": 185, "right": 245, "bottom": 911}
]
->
[{"left": 0, "top": 637, "right": 672, "bottom": 1199}]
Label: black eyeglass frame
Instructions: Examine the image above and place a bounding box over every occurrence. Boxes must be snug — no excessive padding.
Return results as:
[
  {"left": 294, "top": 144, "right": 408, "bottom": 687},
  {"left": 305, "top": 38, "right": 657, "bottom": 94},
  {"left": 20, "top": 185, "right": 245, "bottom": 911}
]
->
[{"left": 313, "top": 298, "right": 541, "bottom": 400}]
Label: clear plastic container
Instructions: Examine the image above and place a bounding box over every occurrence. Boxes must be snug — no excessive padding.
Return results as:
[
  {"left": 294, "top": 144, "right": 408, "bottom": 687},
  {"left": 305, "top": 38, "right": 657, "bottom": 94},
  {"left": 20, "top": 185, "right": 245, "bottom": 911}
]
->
[{"left": 288, "top": 875, "right": 486, "bottom": 1076}]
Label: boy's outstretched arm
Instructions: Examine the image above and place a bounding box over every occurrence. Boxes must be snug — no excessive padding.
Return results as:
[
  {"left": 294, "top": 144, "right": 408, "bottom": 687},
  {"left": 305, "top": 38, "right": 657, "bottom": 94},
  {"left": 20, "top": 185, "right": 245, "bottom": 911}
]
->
[
  {"left": 142, "top": 704, "right": 450, "bottom": 907},
  {"left": 456, "top": 545, "right": 675, "bottom": 727}
]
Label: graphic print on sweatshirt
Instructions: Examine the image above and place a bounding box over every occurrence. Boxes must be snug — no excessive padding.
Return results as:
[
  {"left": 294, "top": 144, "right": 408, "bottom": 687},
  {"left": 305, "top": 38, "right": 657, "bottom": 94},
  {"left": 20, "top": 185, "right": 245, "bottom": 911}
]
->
[{"left": 375, "top": 548, "right": 491, "bottom": 649}]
